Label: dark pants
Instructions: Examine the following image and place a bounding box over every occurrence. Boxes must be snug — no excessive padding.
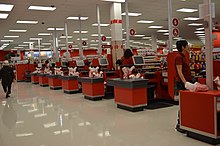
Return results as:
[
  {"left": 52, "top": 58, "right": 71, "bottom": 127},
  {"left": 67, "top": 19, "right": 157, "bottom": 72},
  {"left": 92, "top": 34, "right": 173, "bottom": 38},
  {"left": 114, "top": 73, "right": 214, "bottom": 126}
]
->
[
  {"left": 175, "top": 81, "right": 187, "bottom": 132},
  {"left": 2, "top": 83, "right": 12, "bottom": 94}
]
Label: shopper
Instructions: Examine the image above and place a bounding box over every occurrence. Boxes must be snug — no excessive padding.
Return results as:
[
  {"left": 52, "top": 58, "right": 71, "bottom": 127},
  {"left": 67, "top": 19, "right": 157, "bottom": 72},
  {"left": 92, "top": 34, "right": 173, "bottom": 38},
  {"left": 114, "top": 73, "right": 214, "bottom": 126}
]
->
[
  {"left": 175, "top": 40, "right": 193, "bottom": 133},
  {"left": 0, "top": 60, "right": 15, "bottom": 98},
  {"left": 121, "top": 49, "right": 134, "bottom": 65}
]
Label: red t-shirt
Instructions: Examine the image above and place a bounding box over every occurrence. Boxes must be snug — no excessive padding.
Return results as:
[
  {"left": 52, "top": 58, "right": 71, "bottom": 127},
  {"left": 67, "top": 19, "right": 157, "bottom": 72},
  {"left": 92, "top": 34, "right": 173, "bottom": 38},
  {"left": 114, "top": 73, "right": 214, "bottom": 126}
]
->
[
  {"left": 175, "top": 52, "right": 192, "bottom": 82},
  {"left": 121, "top": 56, "right": 133, "bottom": 65}
]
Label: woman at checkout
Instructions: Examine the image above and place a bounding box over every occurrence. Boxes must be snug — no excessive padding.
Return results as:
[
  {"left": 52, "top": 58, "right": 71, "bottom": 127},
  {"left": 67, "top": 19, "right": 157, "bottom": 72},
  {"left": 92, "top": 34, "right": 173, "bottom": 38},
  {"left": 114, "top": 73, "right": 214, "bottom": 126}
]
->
[{"left": 121, "top": 49, "right": 134, "bottom": 65}]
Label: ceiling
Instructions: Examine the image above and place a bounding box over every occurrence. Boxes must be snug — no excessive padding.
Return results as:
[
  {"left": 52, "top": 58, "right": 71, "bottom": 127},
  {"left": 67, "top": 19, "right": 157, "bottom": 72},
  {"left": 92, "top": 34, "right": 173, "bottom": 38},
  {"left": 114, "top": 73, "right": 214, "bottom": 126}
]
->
[{"left": 0, "top": 0, "right": 219, "bottom": 50}]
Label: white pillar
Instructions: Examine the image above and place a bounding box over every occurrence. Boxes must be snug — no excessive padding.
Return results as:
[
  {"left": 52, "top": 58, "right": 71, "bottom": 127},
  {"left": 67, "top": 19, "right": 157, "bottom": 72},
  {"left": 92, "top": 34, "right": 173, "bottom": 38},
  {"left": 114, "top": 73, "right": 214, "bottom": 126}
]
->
[
  {"left": 110, "top": 2, "right": 123, "bottom": 68},
  {"left": 97, "top": 5, "right": 102, "bottom": 57},
  {"left": 125, "top": 0, "right": 130, "bottom": 49},
  {"left": 29, "top": 42, "right": 34, "bottom": 64},
  {"left": 38, "top": 39, "right": 41, "bottom": 63},
  {"left": 64, "top": 22, "right": 70, "bottom": 61},
  {"left": 64, "top": 22, "right": 69, "bottom": 52},
  {"left": 168, "top": 0, "right": 173, "bottom": 52},
  {"left": 151, "top": 34, "right": 157, "bottom": 51},
  {"left": 204, "top": 0, "right": 213, "bottom": 89},
  {"left": 79, "top": 15, "right": 83, "bottom": 60},
  {"left": 53, "top": 29, "right": 59, "bottom": 62}
]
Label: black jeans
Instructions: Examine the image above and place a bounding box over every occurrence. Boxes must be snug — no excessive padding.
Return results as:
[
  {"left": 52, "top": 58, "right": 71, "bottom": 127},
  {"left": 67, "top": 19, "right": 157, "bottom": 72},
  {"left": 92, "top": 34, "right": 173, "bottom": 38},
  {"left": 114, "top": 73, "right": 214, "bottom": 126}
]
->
[
  {"left": 2, "top": 83, "right": 12, "bottom": 94},
  {"left": 175, "top": 81, "right": 187, "bottom": 131}
]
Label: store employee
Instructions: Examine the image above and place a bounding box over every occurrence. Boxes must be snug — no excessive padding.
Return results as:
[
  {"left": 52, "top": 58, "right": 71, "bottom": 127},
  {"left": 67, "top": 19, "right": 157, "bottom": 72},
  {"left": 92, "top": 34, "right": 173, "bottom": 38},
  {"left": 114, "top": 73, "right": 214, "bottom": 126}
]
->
[
  {"left": 175, "top": 40, "right": 192, "bottom": 133},
  {"left": 121, "top": 49, "right": 134, "bottom": 65},
  {"left": 175, "top": 40, "right": 192, "bottom": 90}
]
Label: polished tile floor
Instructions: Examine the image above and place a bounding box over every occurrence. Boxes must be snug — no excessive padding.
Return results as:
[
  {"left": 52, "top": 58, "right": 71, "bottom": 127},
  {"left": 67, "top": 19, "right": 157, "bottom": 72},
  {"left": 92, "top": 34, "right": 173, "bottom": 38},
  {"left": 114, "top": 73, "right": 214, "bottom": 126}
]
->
[{"left": 0, "top": 82, "right": 214, "bottom": 146}]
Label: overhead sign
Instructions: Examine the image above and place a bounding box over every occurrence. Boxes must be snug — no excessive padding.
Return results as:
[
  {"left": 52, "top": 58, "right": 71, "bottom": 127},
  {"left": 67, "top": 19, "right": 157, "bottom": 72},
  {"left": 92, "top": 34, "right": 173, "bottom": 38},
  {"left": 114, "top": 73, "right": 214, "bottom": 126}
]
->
[
  {"left": 68, "top": 44, "right": 73, "bottom": 49},
  {"left": 173, "top": 28, "right": 179, "bottom": 37},
  {"left": 82, "top": 41, "right": 87, "bottom": 46},
  {"left": 101, "top": 36, "right": 106, "bottom": 42},
  {"left": 130, "top": 28, "right": 136, "bottom": 36},
  {"left": 172, "top": 18, "right": 179, "bottom": 27}
]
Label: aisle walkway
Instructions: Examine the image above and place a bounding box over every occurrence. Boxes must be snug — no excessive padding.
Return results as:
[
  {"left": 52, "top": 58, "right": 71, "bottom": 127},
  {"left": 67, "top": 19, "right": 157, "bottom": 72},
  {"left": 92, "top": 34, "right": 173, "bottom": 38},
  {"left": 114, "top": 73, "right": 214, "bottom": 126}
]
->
[{"left": 0, "top": 82, "right": 213, "bottom": 146}]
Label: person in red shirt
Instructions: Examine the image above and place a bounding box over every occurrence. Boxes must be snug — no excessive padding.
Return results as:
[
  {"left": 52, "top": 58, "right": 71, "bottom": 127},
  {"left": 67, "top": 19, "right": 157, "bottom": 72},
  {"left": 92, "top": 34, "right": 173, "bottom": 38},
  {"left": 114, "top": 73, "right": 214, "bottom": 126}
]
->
[
  {"left": 175, "top": 40, "right": 193, "bottom": 133},
  {"left": 175, "top": 40, "right": 192, "bottom": 89},
  {"left": 121, "top": 49, "right": 134, "bottom": 65}
]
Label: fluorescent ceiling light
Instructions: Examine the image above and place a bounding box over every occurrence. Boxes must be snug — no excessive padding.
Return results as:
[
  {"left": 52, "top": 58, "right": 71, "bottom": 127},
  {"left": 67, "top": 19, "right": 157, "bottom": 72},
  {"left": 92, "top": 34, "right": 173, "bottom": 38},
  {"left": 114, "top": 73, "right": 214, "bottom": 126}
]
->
[
  {"left": 194, "top": 31, "right": 205, "bottom": 34},
  {"left": 38, "top": 33, "right": 51, "bottom": 36},
  {"left": 34, "top": 113, "right": 47, "bottom": 118},
  {"left": 0, "top": 13, "right": 9, "bottom": 19},
  {"left": 23, "top": 41, "right": 34, "bottom": 43},
  {"left": 17, "top": 20, "right": 38, "bottom": 24},
  {"left": 0, "top": 4, "right": 14, "bottom": 11},
  {"left": 9, "top": 29, "right": 27, "bottom": 32},
  {"left": 163, "top": 33, "right": 169, "bottom": 36},
  {"left": 90, "top": 44, "right": 98, "bottom": 46},
  {"left": 106, "top": 37, "right": 112, "bottom": 39},
  {"left": 67, "top": 16, "right": 88, "bottom": 20},
  {"left": 42, "top": 43, "right": 51, "bottom": 45},
  {"left": 1, "top": 40, "right": 13, "bottom": 42},
  {"left": 137, "top": 20, "right": 154, "bottom": 24},
  {"left": 183, "top": 17, "right": 200, "bottom": 21},
  {"left": 16, "top": 133, "right": 34, "bottom": 137},
  {"left": 157, "top": 29, "right": 169, "bottom": 33},
  {"left": 196, "top": 34, "right": 205, "bottom": 36},
  {"left": 60, "top": 36, "right": 72, "bottom": 39},
  {"left": 77, "top": 38, "right": 88, "bottom": 41},
  {"left": 177, "top": 8, "right": 198, "bottom": 13},
  {"left": 134, "top": 35, "right": 145, "bottom": 37},
  {"left": 196, "top": 27, "right": 204, "bottom": 30},
  {"left": 102, "top": 0, "right": 125, "bottom": 2},
  {"left": 28, "top": 6, "right": 56, "bottom": 11},
  {"left": 142, "top": 37, "right": 151, "bottom": 39},
  {"left": 122, "top": 12, "right": 142, "bottom": 17},
  {"left": 47, "top": 28, "right": 64, "bottom": 31},
  {"left": 92, "top": 23, "right": 109, "bottom": 27},
  {"left": 18, "top": 44, "right": 28, "bottom": 47},
  {"left": 4, "top": 36, "right": 19, "bottom": 38},
  {"left": 3, "top": 43, "right": 9, "bottom": 46},
  {"left": 91, "top": 34, "right": 104, "bottom": 37},
  {"left": 148, "top": 26, "right": 163, "bottom": 29},
  {"left": 174, "top": 37, "right": 182, "bottom": 40},
  {"left": 73, "top": 30, "right": 88, "bottom": 34},
  {"left": 30, "top": 38, "right": 42, "bottom": 40},
  {"left": 188, "top": 23, "right": 203, "bottom": 26}
]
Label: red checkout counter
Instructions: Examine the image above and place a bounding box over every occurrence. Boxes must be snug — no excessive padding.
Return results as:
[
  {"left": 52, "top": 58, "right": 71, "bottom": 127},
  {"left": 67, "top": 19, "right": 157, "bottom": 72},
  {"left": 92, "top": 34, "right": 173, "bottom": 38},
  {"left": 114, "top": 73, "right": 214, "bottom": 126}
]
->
[
  {"left": 60, "top": 76, "right": 80, "bottom": 94},
  {"left": 47, "top": 75, "right": 62, "bottom": 90},
  {"left": 30, "top": 73, "right": 39, "bottom": 84},
  {"left": 180, "top": 90, "right": 220, "bottom": 145},
  {"left": 78, "top": 77, "right": 104, "bottom": 101},
  {"left": 16, "top": 64, "right": 35, "bottom": 82},
  {"left": 38, "top": 74, "right": 49, "bottom": 87},
  {"left": 107, "top": 78, "right": 148, "bottom": 112}
]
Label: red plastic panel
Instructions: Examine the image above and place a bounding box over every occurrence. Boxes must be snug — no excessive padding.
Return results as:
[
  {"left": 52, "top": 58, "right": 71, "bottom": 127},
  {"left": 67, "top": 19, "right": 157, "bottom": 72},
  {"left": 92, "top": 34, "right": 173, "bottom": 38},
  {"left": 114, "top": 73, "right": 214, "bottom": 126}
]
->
[
  {"left": 114, "top": 87, "right": 147, "bottom": 106},
  {"left": 180, "top": 91, "right": 217, "bottom": 134}
]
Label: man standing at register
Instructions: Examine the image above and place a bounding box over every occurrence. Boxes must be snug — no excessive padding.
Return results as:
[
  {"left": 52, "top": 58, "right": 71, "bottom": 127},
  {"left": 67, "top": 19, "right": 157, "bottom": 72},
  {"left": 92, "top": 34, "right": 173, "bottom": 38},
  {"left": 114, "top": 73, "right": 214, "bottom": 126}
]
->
[{"left": 175, "top": 40, "right": 193, "bottom": 133}]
